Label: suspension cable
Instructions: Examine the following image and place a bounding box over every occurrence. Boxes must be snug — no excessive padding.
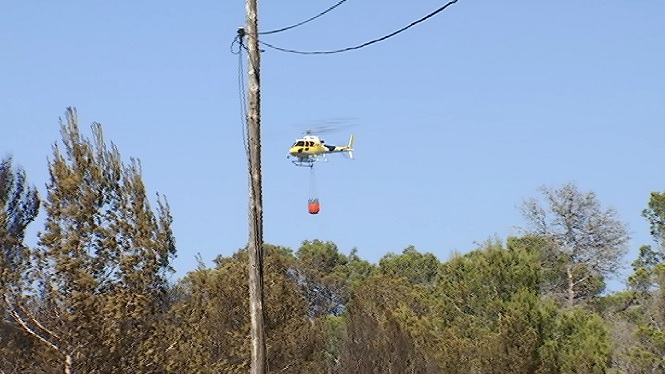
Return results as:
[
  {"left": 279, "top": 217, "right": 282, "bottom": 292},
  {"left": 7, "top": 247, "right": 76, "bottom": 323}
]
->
[
  {"left": 258, "top": 0, "right": 459, "bottom": 55},
  {"left": 259, "top": 0, "right": 349, "bottom": 35}
]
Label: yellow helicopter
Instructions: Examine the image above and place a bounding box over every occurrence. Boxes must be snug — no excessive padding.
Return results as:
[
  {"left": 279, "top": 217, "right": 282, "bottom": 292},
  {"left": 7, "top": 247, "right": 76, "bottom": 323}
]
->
[{"left": 288, "top": 130, "right": 355, "bottom": 167}]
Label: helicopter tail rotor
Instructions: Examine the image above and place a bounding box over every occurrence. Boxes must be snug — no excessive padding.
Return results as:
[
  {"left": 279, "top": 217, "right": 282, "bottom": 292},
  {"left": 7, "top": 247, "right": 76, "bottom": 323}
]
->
[{"left": 345, "top": 135, "right": 355, "bottom": 159}]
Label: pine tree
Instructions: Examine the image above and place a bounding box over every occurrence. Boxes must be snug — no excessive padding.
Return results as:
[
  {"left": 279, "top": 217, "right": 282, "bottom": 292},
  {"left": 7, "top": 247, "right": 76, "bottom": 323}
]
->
[
  {"left": 157, "top": 245, "right": 326, "bottom": 372},
  {"left": 0, "top": 156, "right": 39, "bottom": 295},
  {"left": 7, "top": 108, "right": 176, "bottom": 373},
  {"left": 0, "top": 156, "right": 40, "bottom": 373}
]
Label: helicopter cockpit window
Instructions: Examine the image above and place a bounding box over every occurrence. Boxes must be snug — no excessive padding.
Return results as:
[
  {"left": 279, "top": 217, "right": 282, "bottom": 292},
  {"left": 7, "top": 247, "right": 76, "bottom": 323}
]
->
[{"left": 293, "top": 141, "right": 305, "bottom": 147}]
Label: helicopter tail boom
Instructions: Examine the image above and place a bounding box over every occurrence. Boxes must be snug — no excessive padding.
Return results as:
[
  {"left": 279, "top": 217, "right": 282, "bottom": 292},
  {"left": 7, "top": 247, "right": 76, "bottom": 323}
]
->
[{"left": 333, "top": 135, "right": 354, "bottom": 158}]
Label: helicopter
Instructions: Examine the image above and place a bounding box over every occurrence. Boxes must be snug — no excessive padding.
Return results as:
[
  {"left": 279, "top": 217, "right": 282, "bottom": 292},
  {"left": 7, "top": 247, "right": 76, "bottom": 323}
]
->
[{"left": 288, "top": 130, "right": 355, "bottom": 167}]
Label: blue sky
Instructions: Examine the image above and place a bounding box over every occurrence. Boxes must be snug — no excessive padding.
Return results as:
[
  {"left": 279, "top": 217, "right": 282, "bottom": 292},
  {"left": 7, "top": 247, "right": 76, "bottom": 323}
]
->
[{"left": 2, "top": 1, "right": 664, "bottom": 287}]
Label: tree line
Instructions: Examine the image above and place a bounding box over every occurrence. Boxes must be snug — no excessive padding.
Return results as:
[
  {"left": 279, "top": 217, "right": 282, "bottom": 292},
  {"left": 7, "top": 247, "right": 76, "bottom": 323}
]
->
[{"left": 2, "top": 108, "right": 664, "bottom": 373}]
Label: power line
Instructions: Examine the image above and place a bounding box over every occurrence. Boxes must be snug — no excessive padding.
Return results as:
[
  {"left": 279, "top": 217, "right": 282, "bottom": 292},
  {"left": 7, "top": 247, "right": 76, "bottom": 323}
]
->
[
  {"left": 259, "top": 0, "right": 348, "bottom": 35},
  {"left": 259, "top": 0, "right": 459, "bottom": 55},
  {"left": 236, "top": 37, "right": 249, "bottom": 158}
]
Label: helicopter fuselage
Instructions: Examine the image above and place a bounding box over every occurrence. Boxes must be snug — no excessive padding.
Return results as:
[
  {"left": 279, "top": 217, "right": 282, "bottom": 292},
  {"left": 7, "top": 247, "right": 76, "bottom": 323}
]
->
[
  {"left": 288, "top": 135, "right": 333, "bottom": 157},
  {"left": 287, "top": 134, "right": 354, "bottom": 167}
]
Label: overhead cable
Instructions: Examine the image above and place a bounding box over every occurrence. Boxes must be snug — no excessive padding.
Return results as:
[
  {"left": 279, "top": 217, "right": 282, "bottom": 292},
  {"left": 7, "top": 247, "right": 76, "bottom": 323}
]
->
[
  {"left": 259, "top": 0, "right": 459, "bottom": 55},
  {"left": 259, "top": 0, "right": 349, "bottom": 35},
  {"left": 234, "top": 29, "right": 250, "bottom": 157}
]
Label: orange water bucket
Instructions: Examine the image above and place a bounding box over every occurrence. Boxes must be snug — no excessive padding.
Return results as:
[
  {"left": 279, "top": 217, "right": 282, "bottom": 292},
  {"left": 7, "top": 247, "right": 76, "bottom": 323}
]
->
[{"left": 308, "top": 198, "right": 320, "bottom": 214}]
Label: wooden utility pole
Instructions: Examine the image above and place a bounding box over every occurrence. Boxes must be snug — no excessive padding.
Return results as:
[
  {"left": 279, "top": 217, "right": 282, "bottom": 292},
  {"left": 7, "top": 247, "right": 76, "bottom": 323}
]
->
[{"left": 245, "top": 0, "right": 266, "bottom": 373}]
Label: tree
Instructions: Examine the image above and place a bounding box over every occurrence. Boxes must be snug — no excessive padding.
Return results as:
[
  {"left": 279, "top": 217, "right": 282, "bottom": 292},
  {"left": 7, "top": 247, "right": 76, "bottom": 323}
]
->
[
  {"left": 643, "top": 192, "right": 665, "bottom": 247},
  {"left": 5, "top": 108, "right": 176, "bottom": 373},
  {"left": 378, "top": 245, "right": 439, "bottom": 286},
  {"left": 608, "top": 193, "right": 665, "bottom": 373},
  {"left": 0, "top": 156, "right": 40, "bottom": 294},
  {"left": 628, "top": 245, "right": 663, "bottom": 297},
  {"left": 339, "top": 239, "right": 609, "bottom": 374},
  {"left": 537, "top": 308, "right": 611, "bottom": 374},
  {"left": 294, "top": 240, "right": 372, "bottom": 318},
  {"left": 521, "top": 183, "right": 629, "bottom": 307},
  {"left": 432, "top": 240, "right": 546, "bottom": 373},
  {"left": 157, "top": 245, "right": 326, "bottom": 373},
  {"left": 622, "top": 245, "right": 665, "bottom": 372},
  {"left": 0, "top": 157, "right": 40, "bottom": 373},
  {"left": 339, "top": 273, "right": 434, "bottom": 373}
]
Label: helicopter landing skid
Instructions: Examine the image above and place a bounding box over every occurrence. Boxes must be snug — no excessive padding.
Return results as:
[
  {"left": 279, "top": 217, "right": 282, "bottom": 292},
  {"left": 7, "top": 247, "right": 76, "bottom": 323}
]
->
[
  {"left": 292, "top": 159, "right": 315, "bottom": 168},
  {"left": 289, "top": 154, "right": 327, "bottom": 168}
]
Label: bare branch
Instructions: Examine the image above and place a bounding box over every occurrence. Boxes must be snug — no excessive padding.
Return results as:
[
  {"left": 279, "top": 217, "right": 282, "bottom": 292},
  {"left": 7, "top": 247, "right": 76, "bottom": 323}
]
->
[
  {"left": 571, "top": 274, "right": 591, "bottom": 287},
  {"left": 5, "top": 296, "right": 61, "bottom": 354},
  {"left": 521, "top": 183, "right": 629, "bottom": 305},
  {"left": 16, "top": 301, "right": 61, "bottom": 342}
]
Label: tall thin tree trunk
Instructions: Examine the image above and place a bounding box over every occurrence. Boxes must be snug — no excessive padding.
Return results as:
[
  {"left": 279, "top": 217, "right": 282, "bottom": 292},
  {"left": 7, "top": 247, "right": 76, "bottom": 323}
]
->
[
  {"left": 566, "top": 264, "right": 574, "bottom": 308},
  {"left": 64, "top": 354, "right": 72, "bottom": 374}
]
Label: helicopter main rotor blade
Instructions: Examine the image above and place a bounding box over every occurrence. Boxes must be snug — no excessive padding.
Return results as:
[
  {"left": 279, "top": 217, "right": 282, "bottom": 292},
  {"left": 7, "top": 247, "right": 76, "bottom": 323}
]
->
[{"left": 300, "top": 120, "right": 358, "bottom": 135}]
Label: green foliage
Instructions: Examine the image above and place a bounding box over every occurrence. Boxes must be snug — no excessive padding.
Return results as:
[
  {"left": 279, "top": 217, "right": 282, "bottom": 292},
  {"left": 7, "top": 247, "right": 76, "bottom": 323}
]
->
[
  {"left": 0, "top": 157, "right": 41, "bottom": 372},
  {"left": 597, "top": 193, "right": 665, "bottom": 373},
  {"left": 295, "top": 240, "right": 373, "bottom": 318},
  {"left": 338, "top": 241, "right": 613, "bottom": 374},
  {"left": 538, "top": 309, "right": 611, "bottom": 374},
  {"left": 340, "top": 273, "right": 433, "bottom": 373},
  {"left": 612, "top": 242, "right": 665, "bottom": 372},
  {"left": 643, "top": 192, "right": 665, "bottom": 245},
  {"left": 0, "top": 156, "right": 39, "bottom": 292},
  {"left": 297, "top": 239, "right": 347, "bottom": 275},
  {"left": 157, "top": 245, "right": 326, "bottom": 373},
  {"left": 4, "top": 108, "right": 176, "bottom": 373},
  {"left": 628, "top": 325, "right": 665, "bottom": 372},
  {"left": 379, "top": 245, "right": 439, "bottom": 285},
  {"left": 507, "top": 235, "right": 609, "bottom": 303},
  {"left": 628, "top": 245, "right": 663, "bottom": 297},
  {"left": 429, "top": 240, "right": 547, "bottom": 373}
]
